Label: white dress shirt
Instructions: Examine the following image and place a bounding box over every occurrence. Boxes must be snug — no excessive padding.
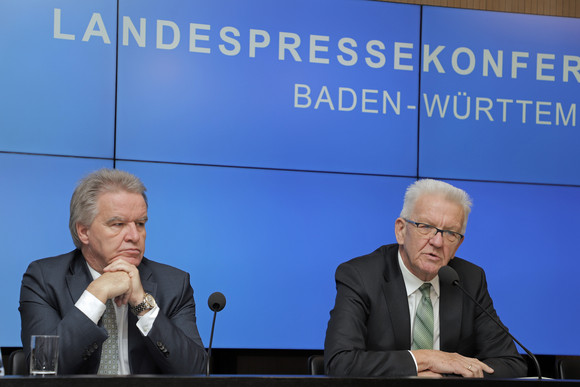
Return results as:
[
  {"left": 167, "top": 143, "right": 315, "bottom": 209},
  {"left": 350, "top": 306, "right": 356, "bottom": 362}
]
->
[
  {"left": 74, "top": 263, "right": 159, "bottom": 375},
  {"left": 398, "top": 251, "right": 441, "bottom": 370}
]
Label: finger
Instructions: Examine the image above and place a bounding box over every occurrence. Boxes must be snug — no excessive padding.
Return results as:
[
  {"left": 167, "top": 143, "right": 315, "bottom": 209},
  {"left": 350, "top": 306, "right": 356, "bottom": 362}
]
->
[
  {"left": 104, "top": 266, "right": 139, "bottom": 285},
  {"left": 115, "top": 292, "right": 130, "bottom": 307},
  {"left": 467, "top": 364, "right": 483, "bottom": 378},
  {"left": 479, "top": 362, "right": 494, "bottom": 374},
  {"left": 463, "top": 361, "right": 491, "bottom": 378},
  {"left": 104, "top": 260, "right": 132, "bottom": 273},
  {"left": 459, "top": 363, "right": 475, "bottom": 378},
  {"left": 418, "top": 370, "right": 443, "bottom": 378},
  {"left": 469, "top": 359, "right": 494, "bottom": 375},
  {"left": 451, "top": 359, "right": 478, "bottom": 378}
]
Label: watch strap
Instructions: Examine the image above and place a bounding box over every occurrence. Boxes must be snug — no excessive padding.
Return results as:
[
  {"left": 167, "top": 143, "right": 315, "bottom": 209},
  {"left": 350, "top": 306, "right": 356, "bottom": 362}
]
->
[{"left": 130, "top": 293, "right": 154, "bottom": 315}]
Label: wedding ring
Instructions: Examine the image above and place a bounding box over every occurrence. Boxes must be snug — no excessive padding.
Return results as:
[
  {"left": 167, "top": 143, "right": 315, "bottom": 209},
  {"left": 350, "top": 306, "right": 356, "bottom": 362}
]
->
[{"left": 467, "top": 364, "right": 473, "bottom": 370}]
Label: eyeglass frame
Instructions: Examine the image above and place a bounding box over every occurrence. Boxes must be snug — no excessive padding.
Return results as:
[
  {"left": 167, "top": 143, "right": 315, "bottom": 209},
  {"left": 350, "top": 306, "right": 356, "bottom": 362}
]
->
[{"left": 402, "top": 218, "right": 464, "bottom": 243}]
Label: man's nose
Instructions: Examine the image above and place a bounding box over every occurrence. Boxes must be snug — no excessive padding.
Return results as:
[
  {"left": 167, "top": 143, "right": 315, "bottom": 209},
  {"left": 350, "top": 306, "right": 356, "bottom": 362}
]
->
[
  {"left": 429, "top": 229, "right": 444, "bottom": 246},
  {"left": 124, "top": 222, "right": 140, "bottom": 241}
]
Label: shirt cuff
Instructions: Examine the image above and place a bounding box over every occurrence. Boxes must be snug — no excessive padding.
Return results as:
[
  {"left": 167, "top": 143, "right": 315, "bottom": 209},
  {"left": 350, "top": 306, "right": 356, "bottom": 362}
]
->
[
  {"left": 75, "top": 290, "right": 106, "bottom": 325},
  {"left": 136, "top": 305, "right": 159, "bottom": 336},
  {"left": 408, "top": 350, "right": 418, "bottom": 373}
]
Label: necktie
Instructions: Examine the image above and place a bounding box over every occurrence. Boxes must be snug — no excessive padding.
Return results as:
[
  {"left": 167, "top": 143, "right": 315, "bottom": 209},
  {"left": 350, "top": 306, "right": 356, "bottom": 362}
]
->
[
  {"left": 411, "top": 283, "right": 433, "bottom": 350},
  {"left": 98, "top": 299, "right": 119, "bottom": 374}
]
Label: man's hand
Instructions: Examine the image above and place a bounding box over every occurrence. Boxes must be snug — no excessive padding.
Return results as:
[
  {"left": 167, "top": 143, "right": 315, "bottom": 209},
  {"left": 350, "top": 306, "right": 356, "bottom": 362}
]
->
[
  {"left": 412, "top": 349, "right": 494, "bottom": 378},
  {"left": 87, "top": 271, "right": 132, "bottom": 304},
  {"left": 103, "top": 259, "right": 145, "bottom": 307},
  {"left": 417, "top": 370, "right": 443, "bottom": 378}
]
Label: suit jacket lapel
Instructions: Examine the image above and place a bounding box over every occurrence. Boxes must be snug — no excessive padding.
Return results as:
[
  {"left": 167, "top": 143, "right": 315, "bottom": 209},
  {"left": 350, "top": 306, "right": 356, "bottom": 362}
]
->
[
  {"left": 382, "top": 246, "right": 412, "bottom": 349},
  {"left": 128, "top": 258, "right": 158, "bottom": 373},
  {"left": 65, "top": 250, "right": 93, "bottom": 304},
  {"left": 439, "top": 262, "right": 462, "bottom": 351},
  {"left": 138, "top": 258, "right": 157, "bottom": 298}
]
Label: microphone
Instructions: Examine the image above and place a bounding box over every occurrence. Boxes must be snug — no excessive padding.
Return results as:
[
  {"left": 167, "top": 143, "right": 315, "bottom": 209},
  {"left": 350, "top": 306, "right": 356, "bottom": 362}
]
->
[
  {"left": 206, "top": 292, "right": 226, "bottom": 377},
  {"left": 438, "top": 265, "right": 541, "bottom": 380}
]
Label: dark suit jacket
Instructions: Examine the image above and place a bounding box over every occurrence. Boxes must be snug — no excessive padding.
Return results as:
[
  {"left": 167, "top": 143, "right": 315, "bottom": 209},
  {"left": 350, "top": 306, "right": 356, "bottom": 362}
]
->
[
  {"left": 19, "top": 249, "right": 207, "bottom": 375},
  {"left": 324, "top": 244, "right": 527, "bottom": 378}
]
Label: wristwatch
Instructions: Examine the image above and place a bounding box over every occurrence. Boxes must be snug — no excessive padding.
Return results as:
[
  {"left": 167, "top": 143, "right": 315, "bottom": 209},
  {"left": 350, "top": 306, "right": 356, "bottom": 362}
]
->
[{"left": 131, "top": 293, "right": 156, "bottom": 315}]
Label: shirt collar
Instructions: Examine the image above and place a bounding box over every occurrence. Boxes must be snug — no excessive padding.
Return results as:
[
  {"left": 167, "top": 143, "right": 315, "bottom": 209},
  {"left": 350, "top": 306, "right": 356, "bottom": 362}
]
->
[
  {"left": 397, "top": 249, "right": 440, "bottom": 297},
  {"left": 86, "top": 261, "right": 100, "bottom": 280}
]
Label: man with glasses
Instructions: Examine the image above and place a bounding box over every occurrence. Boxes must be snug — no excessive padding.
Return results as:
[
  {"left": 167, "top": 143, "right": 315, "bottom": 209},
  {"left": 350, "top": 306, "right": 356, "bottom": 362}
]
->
[{"left": 324, "top": 179, "right": 527, "bottom": 378}]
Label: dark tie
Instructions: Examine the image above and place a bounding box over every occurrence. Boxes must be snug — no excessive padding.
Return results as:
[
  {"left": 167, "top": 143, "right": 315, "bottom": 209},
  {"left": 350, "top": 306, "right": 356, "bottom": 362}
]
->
[
  {"left": 98, "top": 299, "right": 119, "bottom": 374},
  {"left": 411, "top": 283, "right": 433, "bottom": 350}
]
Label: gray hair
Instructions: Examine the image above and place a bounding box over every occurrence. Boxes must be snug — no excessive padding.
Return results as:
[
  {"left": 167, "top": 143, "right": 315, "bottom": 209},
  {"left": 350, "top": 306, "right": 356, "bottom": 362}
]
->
[
  {"left": 69, "top": 168, "right": 148, "bottom": 248},
  {"left": 400, "top": 179, "right": 472, "bottom": 234}
]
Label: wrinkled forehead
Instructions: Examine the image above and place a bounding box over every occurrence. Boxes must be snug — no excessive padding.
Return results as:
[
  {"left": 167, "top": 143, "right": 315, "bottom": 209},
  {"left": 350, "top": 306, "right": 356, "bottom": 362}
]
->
[
  {"left": 412, "top": 193, "right": 465, "bottom": 227},
  {"left": 95, "top": 190, "right": 148, "bottom": 215}
]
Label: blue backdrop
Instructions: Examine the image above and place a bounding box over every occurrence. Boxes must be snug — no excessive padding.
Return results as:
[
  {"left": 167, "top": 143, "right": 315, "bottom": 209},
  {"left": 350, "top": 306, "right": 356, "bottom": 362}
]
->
[{"left": 1, "top": 0, "right": 578, "bottom": 355}]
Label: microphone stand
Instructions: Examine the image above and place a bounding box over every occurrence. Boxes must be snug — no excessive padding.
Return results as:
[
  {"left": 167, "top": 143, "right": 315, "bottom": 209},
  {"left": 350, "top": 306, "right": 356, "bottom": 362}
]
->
[
  {"left": 205, "top": 292, "right": 225, "bottom": 377},
  {"left": 452, "top": 279, "right": 542, "bottom": 380},
  {"left": 206, "top": 309, "right": 218, "bottom": 377}
]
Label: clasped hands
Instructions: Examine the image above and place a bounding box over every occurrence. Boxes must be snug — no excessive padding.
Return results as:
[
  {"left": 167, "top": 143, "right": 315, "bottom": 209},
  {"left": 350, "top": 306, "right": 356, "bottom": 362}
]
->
[
  {"left": 86, "top": 259, "right": 145, "bottom": 308},
  {"left": 413, "top": 349, "right": 494, "bottom": 378}
]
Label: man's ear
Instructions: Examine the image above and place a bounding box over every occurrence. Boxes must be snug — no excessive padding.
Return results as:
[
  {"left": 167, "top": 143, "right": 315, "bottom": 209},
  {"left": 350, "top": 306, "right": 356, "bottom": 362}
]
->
[
  {"left": 456, "top": 235, "right": 465, "bottom": 250},
  {"left": 76, "top": 223, "right": 89, "bottom": 245},
  {"left": 394, "top": 218, "right": 406, "bottom": 245}
]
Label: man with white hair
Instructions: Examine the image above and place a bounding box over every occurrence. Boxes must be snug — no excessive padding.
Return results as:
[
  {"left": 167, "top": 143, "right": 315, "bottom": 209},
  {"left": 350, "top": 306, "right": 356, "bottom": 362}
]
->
[{"left": 324, "top": 179, "right": 527, "bottom": 378}]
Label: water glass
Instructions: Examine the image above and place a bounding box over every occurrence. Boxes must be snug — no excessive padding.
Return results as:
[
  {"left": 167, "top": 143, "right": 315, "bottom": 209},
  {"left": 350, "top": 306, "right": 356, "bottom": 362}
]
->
[
  {"left": 30, "top": 335, "right": 59, "bottom": 376},
  {"left": 0, "top": 347, "right": 5, "bottom": 376}
]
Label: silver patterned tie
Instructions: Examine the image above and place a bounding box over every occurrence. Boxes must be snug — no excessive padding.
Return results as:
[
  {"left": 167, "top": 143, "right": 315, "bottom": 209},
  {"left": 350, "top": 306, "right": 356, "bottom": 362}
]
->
[
  {"left": 98, "top": 299, "right": 119, "bottom": 374},
  {"left": 411, "top": 283, "right": 434, "bottom": 350}
]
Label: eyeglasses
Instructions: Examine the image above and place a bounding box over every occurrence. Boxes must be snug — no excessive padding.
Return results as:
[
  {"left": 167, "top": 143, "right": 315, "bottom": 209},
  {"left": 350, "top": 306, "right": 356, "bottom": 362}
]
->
[{"left": 403, "top": 218, "right": 464, "bottom": 244}]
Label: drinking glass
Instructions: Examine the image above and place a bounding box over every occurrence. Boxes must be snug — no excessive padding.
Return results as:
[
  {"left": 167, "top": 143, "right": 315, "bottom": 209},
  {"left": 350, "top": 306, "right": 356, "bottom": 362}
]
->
[
  {"left": 0, "top": 346, "right": 5, "bottom": 376},
  {"left": 30, "top": 335, "right": 59, "bottom": 376}
]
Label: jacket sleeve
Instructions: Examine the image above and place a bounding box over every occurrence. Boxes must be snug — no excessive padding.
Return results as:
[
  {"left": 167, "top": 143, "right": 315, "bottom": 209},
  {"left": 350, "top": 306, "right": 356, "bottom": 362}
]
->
[
  {"left": 324, "top": 261, "right": 417, "bottom": 377},
  {"left": 134, "top": 272, "right": 207, "bottom": 375},
  {"left": 465, "top": 267, "right": 528, "bottom": 378},
  {"left": 19, "top": 260, "right": 108, "bottom": 374}
]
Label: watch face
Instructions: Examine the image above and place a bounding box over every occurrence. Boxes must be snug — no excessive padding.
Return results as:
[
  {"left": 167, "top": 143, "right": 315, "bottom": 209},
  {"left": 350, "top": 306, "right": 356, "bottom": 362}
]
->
[{"left": 145, "top": 293, "right": 155, "bottom": 308}]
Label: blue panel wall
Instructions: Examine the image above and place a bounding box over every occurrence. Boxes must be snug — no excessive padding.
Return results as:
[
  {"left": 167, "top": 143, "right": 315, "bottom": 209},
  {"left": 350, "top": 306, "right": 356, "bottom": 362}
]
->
[{"left": 1, "top": 0, "right": 578, "bottom": 355}]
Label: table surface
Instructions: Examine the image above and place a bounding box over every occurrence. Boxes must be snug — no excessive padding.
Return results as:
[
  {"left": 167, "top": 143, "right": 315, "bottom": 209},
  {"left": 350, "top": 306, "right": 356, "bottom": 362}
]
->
[{"left": 0, "top": 375, "right": 574, "bottom": 387}]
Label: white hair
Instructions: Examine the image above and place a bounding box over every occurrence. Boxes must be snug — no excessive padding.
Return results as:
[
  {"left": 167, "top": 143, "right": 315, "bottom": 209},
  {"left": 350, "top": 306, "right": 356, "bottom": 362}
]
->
[
  {"left": 69, "top": 168, "right": 148, "bottom": 248},
  {"left": 400, "top": 179, "right": 472, "bottom": 233}
]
